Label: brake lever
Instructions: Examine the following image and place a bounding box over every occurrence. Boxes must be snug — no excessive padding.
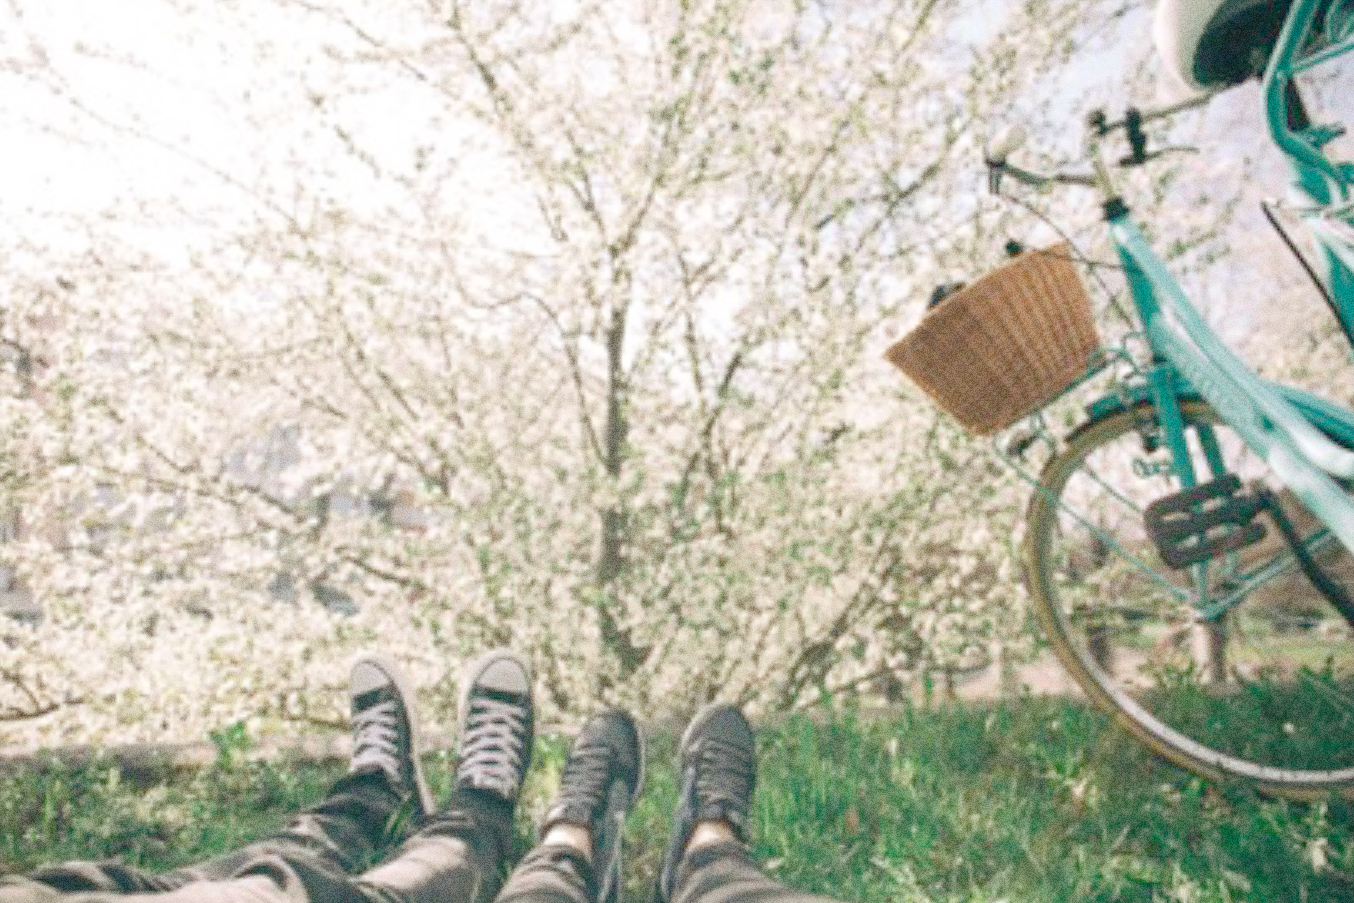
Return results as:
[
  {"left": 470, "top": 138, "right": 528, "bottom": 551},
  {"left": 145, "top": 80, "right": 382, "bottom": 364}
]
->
[
  {"left": 1123, "top": 107, "right": 1147, "bottom": 165},
  {"left": 987, "top": 161, "right": 1004, "bottom": 195},
  {"left": 1118, "top": 145, "right": 1200, "bottom": 167}
]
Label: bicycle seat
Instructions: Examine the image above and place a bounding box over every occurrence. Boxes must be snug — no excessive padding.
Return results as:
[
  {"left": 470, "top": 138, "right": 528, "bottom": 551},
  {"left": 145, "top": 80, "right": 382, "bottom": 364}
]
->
[{"left": 1155, "top": 0, "right": 1295, "bottom": 90}]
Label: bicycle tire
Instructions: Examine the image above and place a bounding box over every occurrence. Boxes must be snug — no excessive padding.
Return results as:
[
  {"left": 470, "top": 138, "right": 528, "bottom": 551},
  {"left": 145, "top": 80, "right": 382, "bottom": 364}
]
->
[{"left": 1024, "top": 399, "right": 1354, "bottom": 798}]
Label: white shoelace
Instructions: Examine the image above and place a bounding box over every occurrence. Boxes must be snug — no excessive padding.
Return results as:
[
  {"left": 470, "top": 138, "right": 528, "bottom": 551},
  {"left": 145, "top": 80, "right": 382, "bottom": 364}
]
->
[
  {"left": 459, "top": 697, "right": 529, "bottom": 796},
  {"left": 351, "top": 700, "right": 401, "bottom": 780}
]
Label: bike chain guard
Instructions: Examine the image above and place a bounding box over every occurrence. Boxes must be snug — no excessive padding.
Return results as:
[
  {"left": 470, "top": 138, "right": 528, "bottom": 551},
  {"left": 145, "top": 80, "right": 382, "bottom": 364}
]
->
[{"left": 1259, "top": 486, "right": 1354, "bottom": 628}]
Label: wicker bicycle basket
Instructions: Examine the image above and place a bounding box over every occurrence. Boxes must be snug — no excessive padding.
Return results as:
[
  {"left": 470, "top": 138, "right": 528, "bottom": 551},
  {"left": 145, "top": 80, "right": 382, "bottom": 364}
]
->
[{"left": 886, "top": 244, "right": 1100, "bottom": 436}]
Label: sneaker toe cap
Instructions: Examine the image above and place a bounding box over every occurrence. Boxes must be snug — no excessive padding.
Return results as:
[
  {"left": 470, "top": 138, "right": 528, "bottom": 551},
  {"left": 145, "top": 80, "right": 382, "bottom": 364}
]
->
[
  {"left": 350, "top": 659, "right": 396, "bottom": 696},
  {"left": 688, "top": 704, "right": 753, "bottom": 749},
  {"left": 473, "top": 653, "right": 532, "bottom": 695}
]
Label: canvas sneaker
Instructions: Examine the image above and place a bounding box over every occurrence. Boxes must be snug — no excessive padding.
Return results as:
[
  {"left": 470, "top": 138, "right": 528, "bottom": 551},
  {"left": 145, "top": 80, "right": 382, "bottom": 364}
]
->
[
  {"left": 656, "top": 704, "right": 757, "bottom": 903},
  {"left": 348, "top": 652, "right": 434, "bottom": 820},
  {"left": 541, "top": 708, "right": 644, "bottom": 903},
  {"left": 455, "top": 648, "right": 535, "bottom": 804}
]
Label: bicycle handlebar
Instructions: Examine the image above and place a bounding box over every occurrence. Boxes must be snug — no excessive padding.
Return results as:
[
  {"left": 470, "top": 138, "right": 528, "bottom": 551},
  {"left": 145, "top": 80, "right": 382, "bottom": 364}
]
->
[
  {"left": 984, "top": 94, "right": 1214, "bottom": 199},
  {"left": 1091, "top": 93, "right": 1215, "bottom": 137}
]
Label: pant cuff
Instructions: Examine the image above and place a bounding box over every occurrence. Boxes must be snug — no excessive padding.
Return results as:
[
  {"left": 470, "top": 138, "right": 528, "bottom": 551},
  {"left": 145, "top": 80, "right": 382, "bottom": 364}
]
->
[
  {"left": 674, "top": 841, "right": 751, "bottom": 896},
  {"left": 419, "top": 788, "right": 517, "bottom": 860},
  {"left": 506, "top": 843, "right": 597, "bottom": 903}
]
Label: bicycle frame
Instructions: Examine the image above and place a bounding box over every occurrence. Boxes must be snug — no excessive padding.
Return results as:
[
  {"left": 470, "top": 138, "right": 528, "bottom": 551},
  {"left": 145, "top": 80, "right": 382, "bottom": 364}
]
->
[
  {"left": 1093, "top": 0, "right": 1354, "bottom": 608},
  {"left": 979, "top": 0, "right": 1354, "bottom": 791},
  {"left": 1266, "top": 0, "right": 1354, "bottom": 336}
]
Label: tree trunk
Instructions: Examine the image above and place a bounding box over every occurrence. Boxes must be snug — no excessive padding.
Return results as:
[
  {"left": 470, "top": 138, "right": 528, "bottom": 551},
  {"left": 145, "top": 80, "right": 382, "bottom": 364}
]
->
[
  {"left": 1193, "top": 618, "right": 1227, "bottom": 684},
  {"left": 995, "top": 641, "right": 1019, "bottom": 699},
  {"left": 595, "top": 300, "right": 647, "bottom": 678},
  {"left": 1088, "top": 625, "right": 1114, "bottom": 675}
]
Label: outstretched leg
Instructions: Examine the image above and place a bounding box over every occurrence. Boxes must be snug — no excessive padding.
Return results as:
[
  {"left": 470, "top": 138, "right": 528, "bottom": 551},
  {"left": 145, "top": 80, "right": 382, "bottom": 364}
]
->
[
  {"left": 658, "top": 705, "right": 840, "bottom": 903},
  {"left": 354, "top": 649, "right": 535, "bottom": 903},
  {"left": 0, "top": 648, "right": 535, "bottom": 903},
  {"left": 492, "top": 708, "right": 644, "bottom": 903},
  {"left": 1, "top": 652, "right": 430, "bottom": 901}
]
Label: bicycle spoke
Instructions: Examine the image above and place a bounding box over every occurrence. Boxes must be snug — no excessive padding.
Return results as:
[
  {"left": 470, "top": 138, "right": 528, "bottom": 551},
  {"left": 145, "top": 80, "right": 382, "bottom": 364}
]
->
[
  {"left": 1049, "top": 497, "right": 1192, "bottom": 604},
  {"left": 1079, "top": 460, "right": 1147, "bottom": 516}
]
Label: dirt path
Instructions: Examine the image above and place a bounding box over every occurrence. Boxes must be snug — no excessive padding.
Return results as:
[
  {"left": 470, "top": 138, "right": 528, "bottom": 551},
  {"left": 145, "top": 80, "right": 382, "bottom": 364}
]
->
[{"left": 949, "top": 652, "right": 1086, "bottom": 700}]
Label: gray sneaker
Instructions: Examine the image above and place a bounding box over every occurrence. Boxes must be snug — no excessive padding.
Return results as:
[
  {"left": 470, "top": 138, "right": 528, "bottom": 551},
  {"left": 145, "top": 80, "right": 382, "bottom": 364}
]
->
[
  {"left": 541, "top": 708, "right": 644, "bottom": 903},
  {"left": 455, "top": 649, "right": 535, "bottom": 803},
  {"left": 656, "top": 704, "right": 756, "bottom": 903},
  {"left": 348, "top": 652, "right": 434, "bottom": 819}
]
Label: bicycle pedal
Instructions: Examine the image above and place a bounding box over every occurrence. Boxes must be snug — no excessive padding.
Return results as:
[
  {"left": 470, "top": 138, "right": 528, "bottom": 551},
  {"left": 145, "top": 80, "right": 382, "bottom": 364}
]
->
[{"left": 1144, "top": 475, "right": 1268, "bottom": 569}]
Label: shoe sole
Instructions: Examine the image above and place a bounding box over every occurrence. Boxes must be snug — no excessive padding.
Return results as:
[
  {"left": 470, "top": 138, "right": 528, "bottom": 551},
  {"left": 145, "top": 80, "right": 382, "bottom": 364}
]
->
[
  {"left": 632, "top": 718, "right": 647, "bottom": 806},
  {"left": 595, "top": 713, "right": 646, "bottom": 903},
  {"left": 613, "top": 711, "right": 646, "bottom": 807},
  {"left": 353, "top": 651, "right": 434, "bottom": 817},
  {"left": 456, "top": 648, "right": 536, "bottom": 776}
]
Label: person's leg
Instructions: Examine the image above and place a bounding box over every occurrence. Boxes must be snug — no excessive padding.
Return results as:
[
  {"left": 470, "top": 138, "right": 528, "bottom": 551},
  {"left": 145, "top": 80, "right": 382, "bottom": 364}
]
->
[
  {"left": 61, "top": 648, "right": 537, "bottom": 903},
  {"left": 492, "top": 709, "right": 644, "bottom": 903},
  {"left": 657, "top": 705, "right": 841, "bottom": 903},
  {"left": 0, "top": 776, "right": 405, "bottom": 899},
  {"left": 667, "top": 841, "right": 837, "bottom": 903},
  {"left": 354, "top": 648, "right": 535, "bottom": 903},
  {"left": 0, "top": 652, "right": 438, "bottom": 902}
]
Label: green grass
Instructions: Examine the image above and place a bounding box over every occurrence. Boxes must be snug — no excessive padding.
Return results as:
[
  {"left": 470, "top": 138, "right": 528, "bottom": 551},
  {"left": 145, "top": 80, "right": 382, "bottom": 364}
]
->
[{"left": 5, "top": 697, "right": 1354, "bottom": 901}]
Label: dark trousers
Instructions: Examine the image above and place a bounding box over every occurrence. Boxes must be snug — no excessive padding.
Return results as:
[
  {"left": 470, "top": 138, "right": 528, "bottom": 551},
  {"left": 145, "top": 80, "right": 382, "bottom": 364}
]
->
[
  {"left": 493, "top": 841, "right": 838, "bottom": 903},
  {"left": 1, "top": 778, "right": 838, "bottom": 903},
  {"left": 0, "top": 774, "right": 513, "bottom": 903}
]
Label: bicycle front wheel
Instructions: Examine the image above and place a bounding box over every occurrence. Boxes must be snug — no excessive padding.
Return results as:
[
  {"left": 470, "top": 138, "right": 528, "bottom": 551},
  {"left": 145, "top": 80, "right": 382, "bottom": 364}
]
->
[{"left": 1025, "top": 399, "right": 1354, "bottom": 798}]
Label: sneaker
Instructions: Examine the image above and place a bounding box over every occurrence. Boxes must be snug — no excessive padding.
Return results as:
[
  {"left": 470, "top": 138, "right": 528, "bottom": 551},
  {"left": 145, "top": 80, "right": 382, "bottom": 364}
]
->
[
  {"left": 541, "top": 709, "right": 644, "bottom": 903},
  {"left": 455, "top": 648, "right": 535, "bottom": 804},
  {"left": 349, "top": 652, "right": 434, "bottom": 819},
  {"left": 656, "top": 704, "right": 757, "bottom": 903}
]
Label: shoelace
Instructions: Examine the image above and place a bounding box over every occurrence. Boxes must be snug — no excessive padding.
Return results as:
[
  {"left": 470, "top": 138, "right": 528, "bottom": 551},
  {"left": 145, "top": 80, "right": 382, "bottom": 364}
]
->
[
  {"left": 692, "top": 736, "right": 754, "bottom": 822},
  {"left": 351, "top": 700, "right": 401, "bottom": 779},
  {"left": 557, "top": 740, "right": 615, "bottom": 813},
  {"left": 459, "top": 697, "right": 529, "bottom": 793}
]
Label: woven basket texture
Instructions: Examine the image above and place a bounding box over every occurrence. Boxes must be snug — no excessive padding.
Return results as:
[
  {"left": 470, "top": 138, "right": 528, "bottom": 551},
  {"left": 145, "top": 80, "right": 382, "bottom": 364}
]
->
[{"left": 886, "top": 244, "right": 1099, "bottom": 435}]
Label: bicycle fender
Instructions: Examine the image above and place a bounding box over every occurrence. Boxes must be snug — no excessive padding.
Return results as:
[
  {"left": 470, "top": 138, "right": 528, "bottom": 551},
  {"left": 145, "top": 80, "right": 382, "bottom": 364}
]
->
[{"left": 1084, "top": 382, "right": 1354, "bottom": 448}]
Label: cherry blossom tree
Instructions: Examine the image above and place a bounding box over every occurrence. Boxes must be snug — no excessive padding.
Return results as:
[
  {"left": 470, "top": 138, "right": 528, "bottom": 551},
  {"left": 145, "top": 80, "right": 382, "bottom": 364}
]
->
[{"left": 0, "top": 0, "right": 1249, "bottom": 746}]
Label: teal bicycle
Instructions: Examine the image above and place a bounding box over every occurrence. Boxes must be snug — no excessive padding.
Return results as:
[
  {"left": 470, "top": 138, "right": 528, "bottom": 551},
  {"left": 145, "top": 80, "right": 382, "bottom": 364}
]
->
[{"left": 896, "top": 0, "right": 1354, "bottom": 797}]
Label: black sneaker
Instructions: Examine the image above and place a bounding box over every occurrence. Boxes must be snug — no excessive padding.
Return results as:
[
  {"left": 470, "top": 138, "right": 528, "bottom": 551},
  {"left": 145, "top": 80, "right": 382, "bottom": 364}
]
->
[
  {"left": 455, "top": 649, "right": 535, "bottom": 804},
  {"left": 656, "top": 704, "right": 756, "bottom": 903},
  {"left": 541, "top": 709, "right": 644, "bottom": 903},
  {"left": 349, "top": 652, "right": 434, "bottom": 819}
]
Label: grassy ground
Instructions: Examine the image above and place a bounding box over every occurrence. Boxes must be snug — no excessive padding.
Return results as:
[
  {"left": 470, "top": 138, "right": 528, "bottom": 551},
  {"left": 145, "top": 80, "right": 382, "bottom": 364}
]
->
[{"left": 4, "top": 697, "right": 1354, "bottom": 901}]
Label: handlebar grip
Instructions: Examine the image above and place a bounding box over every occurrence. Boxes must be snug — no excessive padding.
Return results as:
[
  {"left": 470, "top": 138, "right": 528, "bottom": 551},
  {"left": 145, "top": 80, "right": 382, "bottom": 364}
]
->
[{"left": 985, "top": 124, "right": 1028, "bottom": 164}]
